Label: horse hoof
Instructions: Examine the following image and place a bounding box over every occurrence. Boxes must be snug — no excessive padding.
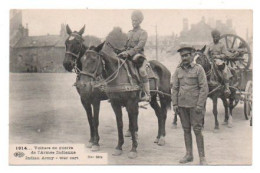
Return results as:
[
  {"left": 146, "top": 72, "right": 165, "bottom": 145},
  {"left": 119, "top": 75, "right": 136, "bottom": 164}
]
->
[
  {"left": 214, "top": 126, "right": 219, "bottom": 130},
  {"left": 228, "top": 123, "right": 233, "bottom": 128},
  {"left": 154, "top": 138, "right": 159, "bottom": 143},
  {"left": 125, "top": 130, "right": 131, "bottom": 137},
  {"left": 172, "top": 124, "right": 177, "bottom": 129},
  {"left": 158, "top": 137, "right": 166, "bottom": 146},
  {"left": 128, "top": 151, "right": 137, "bottom": 159},
  {"left": 112, "top": 149, "right": 123, "bottom": 156},
  {"left": 86, "top": 142, "right": 93, "bottom": 148},
  {"left": 222, "top": 121, "right": 228, "bottom": 125},
  {"left": 213, "top": 129, "right": 219, "bottom": 133},
  {"left": 91, "top": 145, "right": 100, "bottom": 151}
]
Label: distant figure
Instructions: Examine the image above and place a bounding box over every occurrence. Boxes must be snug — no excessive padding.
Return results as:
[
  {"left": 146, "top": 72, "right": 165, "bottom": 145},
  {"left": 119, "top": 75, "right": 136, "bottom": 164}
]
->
[
  {"left": 172, "top": 45, "right": 208, "bottom": 165},
  {"left": 118, "top": 10, "right": 150, "bottom": 102}
]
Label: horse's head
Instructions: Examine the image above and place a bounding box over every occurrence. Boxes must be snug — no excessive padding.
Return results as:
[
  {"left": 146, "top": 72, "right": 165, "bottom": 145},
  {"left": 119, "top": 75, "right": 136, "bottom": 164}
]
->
[
  {"left": 63, "top": 25, "right": 85, "bottom": 72},
  {"left": 194, "top": 45, "right": 211, "bottom": 72},
  {"left": 80, "top": 44, "right": 104, "bottom": 81}
]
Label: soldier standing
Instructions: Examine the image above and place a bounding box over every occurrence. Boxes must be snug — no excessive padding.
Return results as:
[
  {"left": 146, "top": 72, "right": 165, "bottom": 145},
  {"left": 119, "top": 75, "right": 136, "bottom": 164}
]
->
[
  {"left": 172, "top": 45, "right": 209, "bottom": 165},
  {"left": 118, "top": 10, "right": 150, "bottom": 102}
]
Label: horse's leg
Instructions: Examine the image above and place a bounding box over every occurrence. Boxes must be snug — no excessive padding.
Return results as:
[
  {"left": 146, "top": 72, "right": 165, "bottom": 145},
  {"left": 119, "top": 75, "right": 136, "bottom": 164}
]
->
[
  {"left": 172, "top": 113, "right": 178, "bottom": 129},
  {"left": 212, "top": 97, "right": 219, "bottom": 130},
  {"left": 91, "top": 100, "right": 101, "bottom": 151},
  {"left": 80, "top": 98, "right": 94, "bottom": 148},
  {"left": 221, "top": 96, "right": 232, "bottom": 128},
  {"left": 150, "top": 95, "right": 163, "bottom": 144},
  {"left": 124, "top": 123, "right": 131, "bottom": 138},
  {"left": 110, "top": 100, "right": 124, "bottom": 156},
  {"left": 221, "top": 97, "right": 229, "bottom": 125},
  {"left": 223, "top": 98, "right": 233, "bottom": 128},
  {"left": 126, "top": 98, "right": 139, "bottom": 159},
  {"left": 158, "top": 96, "right": 168, "bottom": 145}
]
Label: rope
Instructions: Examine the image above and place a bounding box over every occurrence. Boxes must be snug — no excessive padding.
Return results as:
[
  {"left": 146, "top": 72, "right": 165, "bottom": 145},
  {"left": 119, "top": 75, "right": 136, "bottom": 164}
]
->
[
  {"left": 207, "top": 85, "right": 223, "bottom": 96},
  {"left": 150, "top": 90, "right": 172, "bottom": 97},
  {"left": 93, "top": 57, "right": 127, "bottom": 88}
]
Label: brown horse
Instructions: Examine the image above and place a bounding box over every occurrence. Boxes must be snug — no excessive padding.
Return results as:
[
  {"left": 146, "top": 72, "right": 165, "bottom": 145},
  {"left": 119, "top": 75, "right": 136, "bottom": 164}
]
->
[
  {"left": 63, "top": 25, "right": 107, "bottom": 151},
  {"left": 193, "top": 46, "right": 239, "bottom": 130},
  {"left": 80, "top": 28, "right": 171, "bottom": 158}
]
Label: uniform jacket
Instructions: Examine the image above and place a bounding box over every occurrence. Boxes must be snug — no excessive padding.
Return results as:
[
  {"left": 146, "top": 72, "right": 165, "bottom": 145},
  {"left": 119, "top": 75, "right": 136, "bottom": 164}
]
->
[
  {"left": 206, "top": 42, "right": 232, "bottom": 60},
  {"left": 125, "top": 26, "right": 148, "bottom": 57},
  {"left": 172, "top": 63, "right": 208, "bottom": 108}
]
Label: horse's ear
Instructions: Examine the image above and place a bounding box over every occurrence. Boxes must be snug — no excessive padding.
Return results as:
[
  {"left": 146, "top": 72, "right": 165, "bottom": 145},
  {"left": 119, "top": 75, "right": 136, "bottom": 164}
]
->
[
  {"left": 94, "top": 41, "right": 105, "bottom": 52},
  {"left": 78, "top": 25, "right": 85, "bottom": 36},
  {"left": 66, "top": 25, "right": 72, "bottom": 35},
  {"left": 200, "top": 45, "right": 206, "bottom": 53}
]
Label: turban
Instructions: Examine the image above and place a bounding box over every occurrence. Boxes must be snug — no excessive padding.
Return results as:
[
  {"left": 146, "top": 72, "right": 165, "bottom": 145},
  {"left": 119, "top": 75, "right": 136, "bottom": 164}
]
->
[
  {"left": 211, "top": 29, "right": 221, "bottom": 37},
  {"left": 131, "top": 10, "right": 144, "bottom": 23}
]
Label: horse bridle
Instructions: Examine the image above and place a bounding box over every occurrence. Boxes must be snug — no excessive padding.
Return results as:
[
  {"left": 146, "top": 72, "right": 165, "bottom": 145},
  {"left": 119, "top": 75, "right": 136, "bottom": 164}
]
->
[
  {"left": 79, "top": 47, "right": 127, "bottom": 88},
  {"left": 195, "top": 52, "right": 212, "bottom": 77},
  {"left": 65, "top": 33, "right": 84, "bottom": 72},
  {"left": 79, "top": 50, "right": 104, "bottom": 80}
]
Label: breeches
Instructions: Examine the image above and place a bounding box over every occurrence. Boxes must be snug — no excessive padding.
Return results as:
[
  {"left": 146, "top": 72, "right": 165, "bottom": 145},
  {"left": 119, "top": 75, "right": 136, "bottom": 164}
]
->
[{"left": 178, "top": 107, "right": 204, "bottom": 132}]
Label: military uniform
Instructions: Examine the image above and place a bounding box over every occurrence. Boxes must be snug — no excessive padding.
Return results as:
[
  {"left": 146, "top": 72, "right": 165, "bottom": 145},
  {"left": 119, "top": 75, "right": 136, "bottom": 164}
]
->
[
  {"left": 172, "top": 46, "right": 209, "bottom": 165},
  {"left": 119, "top": 10, "right": 150, "bottom": 102},
  {"left": 125, "top": 26, "right": 148, "bottom": 58},
  {"left": 206, "top": 42, "right": 233, "bottom": 81}
]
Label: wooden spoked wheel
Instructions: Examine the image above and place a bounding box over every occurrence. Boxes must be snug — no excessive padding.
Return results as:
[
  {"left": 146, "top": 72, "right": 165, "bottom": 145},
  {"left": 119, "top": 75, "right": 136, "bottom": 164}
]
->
[
  {"left": 219, "top": 34, "right": 252, "bottom": 70},
  {"left": 244, "top": 81, "right": 252, "bottom": 121}
]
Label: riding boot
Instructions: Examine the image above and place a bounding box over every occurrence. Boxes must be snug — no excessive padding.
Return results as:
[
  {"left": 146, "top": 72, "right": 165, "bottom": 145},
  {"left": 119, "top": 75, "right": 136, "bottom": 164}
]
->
[
  {"left": 140, "top": 81, "right": 151, "bottom": 102},
  {"left": 224, "top": 82, "right": 231, "bottom": 97},
  {"left": 179, "top": 131, "right": 193, "bottom": 163},
  {"left": 195, "top": 130, "right": 208, "bottom": 165}
]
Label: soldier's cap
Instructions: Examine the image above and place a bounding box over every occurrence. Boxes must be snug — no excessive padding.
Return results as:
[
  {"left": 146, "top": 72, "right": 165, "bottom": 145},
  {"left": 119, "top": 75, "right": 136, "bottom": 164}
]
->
[
  {"left": 131, "top": 10, "right": 144, "bottom": 22},
  {"left": 177, "top": 44, "right": 195, "bottom": 56},
  {"left": 211, "top": 29, "right": 221, "bottom": 37}
]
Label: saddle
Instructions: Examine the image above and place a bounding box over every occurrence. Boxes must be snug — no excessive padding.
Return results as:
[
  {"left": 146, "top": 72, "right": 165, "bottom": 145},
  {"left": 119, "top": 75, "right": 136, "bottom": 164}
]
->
[{"left": 121, "top": 59, "right": 159, "bottom": 95}]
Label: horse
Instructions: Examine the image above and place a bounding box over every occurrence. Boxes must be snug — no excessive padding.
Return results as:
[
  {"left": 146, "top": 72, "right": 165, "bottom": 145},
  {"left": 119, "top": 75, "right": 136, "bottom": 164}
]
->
[
  {"left": 80, "top": 27, "right": 171, "bottom": 158},
  {"left": 63, "top": 25, "right": 108, "bottom": 151},
  {"left": 193, "top": 46, "right": 239, "bottom": 130}
]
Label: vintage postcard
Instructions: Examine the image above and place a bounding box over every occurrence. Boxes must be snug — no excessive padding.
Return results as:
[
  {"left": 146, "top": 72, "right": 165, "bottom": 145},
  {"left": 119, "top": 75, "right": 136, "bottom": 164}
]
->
[{"left": 9, "top": 9, "right": 252, "bottom": 165}]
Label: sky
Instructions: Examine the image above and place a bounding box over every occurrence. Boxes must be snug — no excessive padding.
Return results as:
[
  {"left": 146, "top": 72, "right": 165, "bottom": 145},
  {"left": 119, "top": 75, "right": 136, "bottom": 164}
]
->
[{"left": 21, "top": 9, "right": 252, "bottom": 39}]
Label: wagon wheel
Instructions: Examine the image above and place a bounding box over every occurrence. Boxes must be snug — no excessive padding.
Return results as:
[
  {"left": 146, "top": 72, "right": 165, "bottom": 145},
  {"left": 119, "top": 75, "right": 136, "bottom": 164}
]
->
[
  {"left": 244, "top": 81, "right": 252, "bottom": 120},
  {"left": 219, "top": 34, "right": 252, "bottom": 70}
]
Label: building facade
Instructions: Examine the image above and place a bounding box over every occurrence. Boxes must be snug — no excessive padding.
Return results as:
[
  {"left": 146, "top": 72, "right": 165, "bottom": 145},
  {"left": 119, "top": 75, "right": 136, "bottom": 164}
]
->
[{"left": 10, "top": 10, "right": 101, "bottom": 73}]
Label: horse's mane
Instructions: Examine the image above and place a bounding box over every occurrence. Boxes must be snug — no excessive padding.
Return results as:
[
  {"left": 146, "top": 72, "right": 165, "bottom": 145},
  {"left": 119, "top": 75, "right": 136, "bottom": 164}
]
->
[{"left": 105, "top": 27, "right": 128, "bottom": 50}]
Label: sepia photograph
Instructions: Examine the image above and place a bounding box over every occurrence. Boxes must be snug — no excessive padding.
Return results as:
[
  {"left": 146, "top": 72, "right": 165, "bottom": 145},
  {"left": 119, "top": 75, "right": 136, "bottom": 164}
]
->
[{"left": 9, "top": 9, "right": 252, "bottom": 165}]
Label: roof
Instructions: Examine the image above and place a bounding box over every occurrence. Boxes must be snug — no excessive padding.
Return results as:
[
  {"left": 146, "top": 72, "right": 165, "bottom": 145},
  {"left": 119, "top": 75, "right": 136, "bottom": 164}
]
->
[
  {"left": 14, "top": 34, "right": 102, "bottom": 49},
  {"left": 14, "top": 35, "right": 62, "bottom": 48}
]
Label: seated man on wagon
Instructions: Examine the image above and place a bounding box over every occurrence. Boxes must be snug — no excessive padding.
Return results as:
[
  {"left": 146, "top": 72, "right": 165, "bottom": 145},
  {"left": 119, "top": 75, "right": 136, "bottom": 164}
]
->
[
  {"left": 205, "top": 29, "right": 235, "bottom": 96},
  {"left": 118, "top": 10, "right": 150, "bottom": 102}
]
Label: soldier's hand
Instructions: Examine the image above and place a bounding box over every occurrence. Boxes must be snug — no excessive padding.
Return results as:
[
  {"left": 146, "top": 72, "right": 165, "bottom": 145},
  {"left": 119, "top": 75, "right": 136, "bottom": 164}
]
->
[
  {"left": 118, "top": 51, "right": 129, "bottom": 58},
  {"left": 195, "top": 106, "right": 203, "bottom": 114},
  {"left": 173, "top": 105, "right": 179, "bottom": 114}
]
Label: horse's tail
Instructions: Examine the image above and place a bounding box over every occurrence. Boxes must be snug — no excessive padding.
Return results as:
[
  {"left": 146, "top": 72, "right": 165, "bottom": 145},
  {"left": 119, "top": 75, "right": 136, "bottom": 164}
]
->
[{"left": 149, "top": 60, "right": 172, "bottom": 110}]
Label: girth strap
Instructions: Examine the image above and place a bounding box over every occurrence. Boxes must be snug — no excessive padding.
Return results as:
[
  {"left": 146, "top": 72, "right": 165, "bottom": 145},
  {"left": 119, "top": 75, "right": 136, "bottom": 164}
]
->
[{"left": 104, "top": 84, "right": 140, "bottom": 93}]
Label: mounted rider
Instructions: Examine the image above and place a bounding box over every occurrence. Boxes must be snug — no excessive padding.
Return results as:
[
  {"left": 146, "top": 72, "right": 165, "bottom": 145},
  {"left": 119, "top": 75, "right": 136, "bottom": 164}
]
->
[
  {"left": 205, "top": 29, "right": 234, "bottom": 96},
  {"left": 118, "top": 10, "right": 150, "bottom": 102}
]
